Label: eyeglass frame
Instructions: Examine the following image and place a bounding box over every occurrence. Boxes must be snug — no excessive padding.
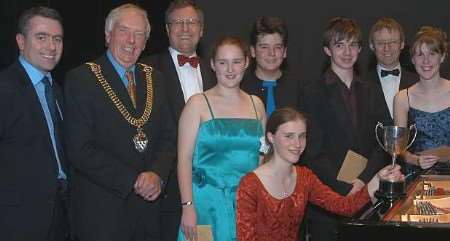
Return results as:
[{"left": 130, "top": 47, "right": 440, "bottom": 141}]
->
[
  {"left": 167, "top": 18, "right": 202, "bottom": 28},
  {"left": 373, "top": 39, "right": 402, "bottom": 48}
]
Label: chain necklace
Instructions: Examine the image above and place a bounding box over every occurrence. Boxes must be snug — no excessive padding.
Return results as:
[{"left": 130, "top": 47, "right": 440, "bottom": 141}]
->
[
  {"left": 279, "top": 167, "right": 296, "bottom": 198},
  {"left": 86, "top": 62, "right": 153, "bottom": 153}
]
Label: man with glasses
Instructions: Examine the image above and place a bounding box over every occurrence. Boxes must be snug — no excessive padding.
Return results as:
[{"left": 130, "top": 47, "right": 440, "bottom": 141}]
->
[
  {"left": 366, "top": 17, "right": 418, "bottom": 123},
  {"left": 302, "top": 17, "right": 388, "bottom": 241},
  {"left": 142, "top": 1, "right": 214, "bottom": 240}
]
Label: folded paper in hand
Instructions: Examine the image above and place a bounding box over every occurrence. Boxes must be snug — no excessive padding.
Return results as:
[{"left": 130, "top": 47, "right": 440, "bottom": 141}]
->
[
  {"left": 418, "top": 145, "right": 450, "bottom": 163},
  {"left": 197, "top": 225, "right": 214, "bottom": 241},
  {"left": 337, "top": 150, "right": 368, "bottom": 184}
]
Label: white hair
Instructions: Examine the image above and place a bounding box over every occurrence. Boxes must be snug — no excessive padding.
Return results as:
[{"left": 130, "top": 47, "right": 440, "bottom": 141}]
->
[{"left": 104, "top": 3, "right": 150, "bottom": 39}]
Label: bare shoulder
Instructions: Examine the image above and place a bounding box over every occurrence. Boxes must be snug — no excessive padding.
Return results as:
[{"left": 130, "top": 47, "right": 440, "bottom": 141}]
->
[{"left": 250, "top": 94, "right": 266, "bottom": 117}]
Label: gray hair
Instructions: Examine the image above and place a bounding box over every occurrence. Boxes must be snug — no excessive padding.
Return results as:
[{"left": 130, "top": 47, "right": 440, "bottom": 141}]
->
[{"left": 105, "top": 3, "right": 150, "bottom": 39}]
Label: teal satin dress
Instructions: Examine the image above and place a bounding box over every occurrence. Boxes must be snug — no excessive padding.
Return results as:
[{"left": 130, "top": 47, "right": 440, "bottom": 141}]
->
[{"left": 178, "top": 94, "right": 262, "bottom": 241}]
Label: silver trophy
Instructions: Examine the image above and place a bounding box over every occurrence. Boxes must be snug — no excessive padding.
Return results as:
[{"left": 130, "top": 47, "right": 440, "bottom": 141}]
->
[{"left": 375, "top": 122, "right": 417, "bottom": 198}]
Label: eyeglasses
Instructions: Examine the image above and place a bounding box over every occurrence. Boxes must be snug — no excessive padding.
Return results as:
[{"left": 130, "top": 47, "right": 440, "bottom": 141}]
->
[
  {"left": 374, "top": 40, "right": 401, "bottom": 48},
  {"left": 168, "top": 18, "right": 201, "bottom": 28},
  {"left": 333, "top": 42, "right": 360, "bottom": 50}
]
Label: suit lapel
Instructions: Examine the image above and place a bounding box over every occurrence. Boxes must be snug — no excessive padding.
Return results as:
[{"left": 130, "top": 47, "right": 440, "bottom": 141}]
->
[
  {"left": 399, "top": 67, "right": 417, "bottom": 90},
  {"left": 324, "top": 82, "right": 354, "bottom": 139},
  {"left": 135, "top": 64, "right": 147, "bottom": 115},
  {"left": 160, "top": 51, "right": 186, "bottom": 120},
  {"left": 199, "top": 58, "right": 215, "bottom": 90},
  {"left": 14, "top": 61, "right": 51, "bottom": 133},
  {"left": 13, "top": 61, "right": 60, "bottom": 172}
]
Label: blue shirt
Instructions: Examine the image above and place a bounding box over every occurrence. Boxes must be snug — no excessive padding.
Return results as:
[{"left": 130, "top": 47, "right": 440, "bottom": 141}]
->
[
  {"left": 106, "top": 51, "right": 136, "bottom": 87},
  {"left": 19, "top": 56, "right": 66, "bottom": 179}
]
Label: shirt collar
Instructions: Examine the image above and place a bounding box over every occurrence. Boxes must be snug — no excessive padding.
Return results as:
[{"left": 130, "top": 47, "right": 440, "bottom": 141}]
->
[
  {"left": 18, "top": 55, "right": 52, "bottom": 86},
  {"left": 324, "top": 68, "right": 362, "bottom": 86},
  {"left": 106, "top": 50, "right": 135, "bottom": 78},
  {"left": 169, "top": 47, "right": 197, "bottom": 58}
]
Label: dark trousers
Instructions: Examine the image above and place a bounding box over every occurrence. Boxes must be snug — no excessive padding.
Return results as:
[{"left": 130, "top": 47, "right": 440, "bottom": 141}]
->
[
  {"left": 159, "top": 172, "right": 181, "bottom": 241},
  {"left": 47, "top": 185, "right": 70, "bottom": 241}
]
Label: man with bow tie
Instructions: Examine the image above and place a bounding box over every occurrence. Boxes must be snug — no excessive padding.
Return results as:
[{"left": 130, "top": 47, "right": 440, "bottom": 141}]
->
[
  {"left": 366, "top": 17, "right": 418, "bottom": 123},
  {"left": 142, "top": 1, "right": 215, "bottom": 240}
]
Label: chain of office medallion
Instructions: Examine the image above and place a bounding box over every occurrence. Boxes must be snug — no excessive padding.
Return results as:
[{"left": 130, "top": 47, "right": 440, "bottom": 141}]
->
[{"left": 86, "top": 62, "right": 153, "bottom": 128}]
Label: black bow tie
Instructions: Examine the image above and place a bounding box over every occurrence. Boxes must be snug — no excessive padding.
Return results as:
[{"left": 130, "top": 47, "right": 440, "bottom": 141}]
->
[{"left": 380, "top": 68, "right": 400, "bottom": 77}]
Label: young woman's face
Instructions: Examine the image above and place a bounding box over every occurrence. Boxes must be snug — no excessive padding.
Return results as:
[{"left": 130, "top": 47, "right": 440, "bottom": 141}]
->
[
  {"left": 412, "top": 43, "right": 444, "bottom": 81},
  {"left": 268, "top": 119, "right": 307, "bottom": 164},
  {"left": 251, "top": 33, "right": 286, "bottom": 73},
  {"left": 211, "top": 43, "right": 248, "bottom": 88}
]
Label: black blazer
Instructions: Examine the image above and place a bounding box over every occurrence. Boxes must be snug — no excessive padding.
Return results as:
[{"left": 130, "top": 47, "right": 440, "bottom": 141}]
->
[
  {"left": 64, "top": 55, "right": 176, "bottom": 241},
  {"left": 302, "top": 69, "right": 389, "bottom": 195},
  {"left": 240, "top": 69, "right": 304, "bottom": 111},
  {"left": 0, "top": 61, "right": 66, "bottom": 241},
  {"left": 142, "top": 50, "right": 216, "bottom": 123},
  {"left": 365, "top": 67, "right": 418, "bottom": 124},
  {"left": 140, "top": 50, "right": 215, "bottom": 214}
]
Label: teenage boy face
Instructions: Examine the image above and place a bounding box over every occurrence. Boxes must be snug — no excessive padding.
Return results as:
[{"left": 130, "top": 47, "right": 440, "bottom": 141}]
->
[{"left": 324, "top": 37, "right": 361, "bottom": 71}]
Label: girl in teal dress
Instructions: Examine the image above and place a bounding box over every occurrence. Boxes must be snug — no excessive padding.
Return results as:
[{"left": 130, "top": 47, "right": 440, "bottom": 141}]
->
[
  {"left": 394, "top": 26, "right": 450, "bottom": 174},
  {"left": 177, "top": 36, "right": 266, "bottom": 241}
]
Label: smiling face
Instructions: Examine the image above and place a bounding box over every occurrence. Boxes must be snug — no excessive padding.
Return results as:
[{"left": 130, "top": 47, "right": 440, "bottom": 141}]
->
[
  {"left": 268, "top": 119, "right": 307, "bottom": 164},
  {"left": 211, "top": 43, "right": 248, "bottom": 88},
  {"left": 251, "top": 33, "right": 286, "bottom": 73},
  {"left": 106, "top": 8, "right": 149, "bottom": 69},
  {"left": 166, "top": 6, "right": 203, "bottom": 56},
  {"left": 412, "top": 43, "right": 444, "bottom": 81},
  {"left": 371, "top": 28, "right": 404, "bottom": 69},
  {"left": 324, "top": 37, "right": 361, "bottom": 72},
  {"left": 16, "top": 16, "right": 63, "bottom": 73}
]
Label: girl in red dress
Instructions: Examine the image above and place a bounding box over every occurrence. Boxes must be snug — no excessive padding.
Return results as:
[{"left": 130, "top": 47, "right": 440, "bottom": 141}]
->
[{"left": 237, "top": 108, "right": 403, "bottom": 241}]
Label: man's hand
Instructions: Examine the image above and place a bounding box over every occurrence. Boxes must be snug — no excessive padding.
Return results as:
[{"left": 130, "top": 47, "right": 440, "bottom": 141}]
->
[{"left": 134, "top": 171, "right": 162, "bottom": 201}]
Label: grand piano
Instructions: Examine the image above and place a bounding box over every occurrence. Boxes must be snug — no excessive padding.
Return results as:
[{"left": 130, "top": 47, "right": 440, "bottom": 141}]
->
[{"left": 338, "top": 166, "right": 450, "bottom": 241}]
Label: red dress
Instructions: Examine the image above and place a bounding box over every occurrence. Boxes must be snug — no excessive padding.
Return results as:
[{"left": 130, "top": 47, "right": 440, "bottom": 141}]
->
[{"left": 236, "top": 166, "right": 370, "bottom": 241}]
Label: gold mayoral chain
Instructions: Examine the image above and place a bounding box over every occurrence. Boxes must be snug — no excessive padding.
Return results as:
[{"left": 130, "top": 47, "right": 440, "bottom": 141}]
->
[{"left": 86, "top": 62, "right": 153, "bottom": 153}]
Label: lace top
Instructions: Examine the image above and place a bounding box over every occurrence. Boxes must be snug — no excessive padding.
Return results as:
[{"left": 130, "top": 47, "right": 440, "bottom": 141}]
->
[{"left": 236, "top": 166, "right": 370, "bottom": 241}]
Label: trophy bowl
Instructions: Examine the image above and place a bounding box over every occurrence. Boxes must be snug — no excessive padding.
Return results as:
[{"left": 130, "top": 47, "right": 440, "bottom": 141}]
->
[{"left": 375, "top": 122, "right": 417, "bottom": 200}]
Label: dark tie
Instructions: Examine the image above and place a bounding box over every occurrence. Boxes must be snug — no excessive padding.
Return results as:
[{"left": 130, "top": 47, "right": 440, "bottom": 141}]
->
[
  {"left": 125, "top": 70, "right": 137, "bottom": 108},
  {"left": 177, "top": 54, "right": 199, "bottom": 68},
  {"left": 262, "top": 80, "right": 277, "bottom": 117},
  {"left": 380, "top": 68, "right": 400, "bottom": 77},
  {"left": 42, "top": 77, "right": 65, "bottom": 178}
]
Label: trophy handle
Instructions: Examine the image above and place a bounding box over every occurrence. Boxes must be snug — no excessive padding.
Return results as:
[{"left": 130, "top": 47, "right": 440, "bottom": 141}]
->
[
  {"left": 406, "top": 124, "right": 417, "bottom": 150},
  {"left": 375, "top": 122, "right": 388, "bottom": 153}
]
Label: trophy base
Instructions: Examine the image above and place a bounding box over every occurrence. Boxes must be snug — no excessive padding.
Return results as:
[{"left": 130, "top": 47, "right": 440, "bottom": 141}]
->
[{"left": 376, "top": 179, "right": 406, "bottom": 200}]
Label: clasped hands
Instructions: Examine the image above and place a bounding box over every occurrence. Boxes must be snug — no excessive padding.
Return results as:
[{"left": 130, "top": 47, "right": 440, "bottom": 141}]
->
[{"left": 134, "top": 171, "right": 162, "bottom": 201}]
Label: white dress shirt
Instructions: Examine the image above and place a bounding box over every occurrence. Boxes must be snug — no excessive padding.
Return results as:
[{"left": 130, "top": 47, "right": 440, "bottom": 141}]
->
[
  {"left": 377, "top": 64, "right": 402, "bottom": 118},
  {"left": 169, "top": 47, "right": 203, "bottom": 102}
]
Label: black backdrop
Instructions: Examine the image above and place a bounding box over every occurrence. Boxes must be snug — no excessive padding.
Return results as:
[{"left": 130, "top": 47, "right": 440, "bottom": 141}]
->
[{"left": 1, "top": 0, "right": 449, "bottom": 84}]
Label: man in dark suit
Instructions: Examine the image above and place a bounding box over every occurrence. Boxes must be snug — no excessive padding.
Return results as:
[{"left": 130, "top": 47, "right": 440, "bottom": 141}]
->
[
  {"left": 64, "top": 4, "right": 176, "bottom": 241},
  {"left": 241, "top": 16, "right": 303, "bottom": 117},
  {"left": 142, "top": 1, "right": 214, "bottom": 240},
  {"left": 302, "top": 18, "right": 388, "bottom": 241},
  {"left": 366, "top": 17, "right": 418, "bottom": 124},
  {"left": 0, "top": 6, "right": 68, "bottom": 241}
]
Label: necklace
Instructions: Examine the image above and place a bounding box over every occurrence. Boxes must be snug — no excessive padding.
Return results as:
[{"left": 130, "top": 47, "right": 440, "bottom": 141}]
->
[
  {"left": 280, "top": 166, "right": 296, "bottom": 198},
  {"left": 86, "top": 62, "right": 154, "bottom": 153}
]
